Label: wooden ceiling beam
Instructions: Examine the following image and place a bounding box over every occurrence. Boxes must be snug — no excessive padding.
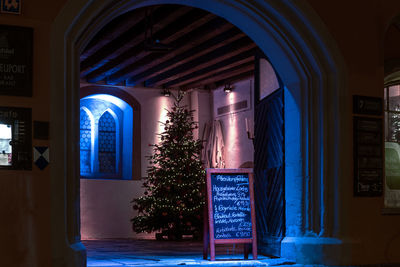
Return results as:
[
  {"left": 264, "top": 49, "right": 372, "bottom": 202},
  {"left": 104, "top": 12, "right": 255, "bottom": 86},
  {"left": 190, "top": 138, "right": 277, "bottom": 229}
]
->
[
  {"left": 80, "top": 8, "right": 149, "bottom": 60},
  {"left": 80, "top": 5, "right": 191, "bottom": 73},
  {"left": 85, "top": 9, "right": 215, "bottom": 83},
  {"left": 106, "top": 18, "right": 234, "bottom": 85},
  {"left": 144, "top": 38, "right": 256, "bottom": 87},
  {"left": 178, "top": 62, "right": 254, "bottom": 90},
  {"left": 110, "top": 27, "right": 246, "bottom": 85},
  {"left": 163, "top": 53, "right": 254, "bottom": 88}
]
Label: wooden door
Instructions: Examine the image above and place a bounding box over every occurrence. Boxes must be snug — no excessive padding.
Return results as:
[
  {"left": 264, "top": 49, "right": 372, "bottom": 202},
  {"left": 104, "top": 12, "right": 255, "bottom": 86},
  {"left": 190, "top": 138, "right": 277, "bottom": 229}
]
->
[{"left": 254, "top": 88, "right": 285, "bottom": 257}]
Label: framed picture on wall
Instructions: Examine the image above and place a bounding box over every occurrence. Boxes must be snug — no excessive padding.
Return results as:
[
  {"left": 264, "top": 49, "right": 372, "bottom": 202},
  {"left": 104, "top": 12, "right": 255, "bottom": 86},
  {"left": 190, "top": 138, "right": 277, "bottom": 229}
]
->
[{"left": 1, "top": 0, "right": 21, "bottom": 14}]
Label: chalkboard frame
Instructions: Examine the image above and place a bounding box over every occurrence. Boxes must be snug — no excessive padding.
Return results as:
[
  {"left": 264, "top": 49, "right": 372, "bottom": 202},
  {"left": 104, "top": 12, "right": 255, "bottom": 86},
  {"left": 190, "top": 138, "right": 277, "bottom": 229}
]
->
[{"left": 206, "top": 168, "right": 257, "bottom": 260}]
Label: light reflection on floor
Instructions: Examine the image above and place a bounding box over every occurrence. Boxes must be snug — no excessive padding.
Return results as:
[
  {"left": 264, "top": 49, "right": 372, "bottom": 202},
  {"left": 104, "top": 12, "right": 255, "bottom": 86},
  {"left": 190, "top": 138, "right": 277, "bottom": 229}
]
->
[{"left": 83, "top": 239, "right": 297, "bottom": 266}]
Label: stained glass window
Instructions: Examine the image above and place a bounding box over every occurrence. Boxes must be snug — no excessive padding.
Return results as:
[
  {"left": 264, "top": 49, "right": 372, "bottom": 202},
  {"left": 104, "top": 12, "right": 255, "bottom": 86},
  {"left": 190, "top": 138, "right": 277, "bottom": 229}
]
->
[
  {"left": 80, "top": 109, "right": 92, "bottom": 175},
  {"left": 98, "top": 111, "right": 116, "bottom": 174},
  {"left": 80, "top": 93, "right": 134, "bottom": 180}
]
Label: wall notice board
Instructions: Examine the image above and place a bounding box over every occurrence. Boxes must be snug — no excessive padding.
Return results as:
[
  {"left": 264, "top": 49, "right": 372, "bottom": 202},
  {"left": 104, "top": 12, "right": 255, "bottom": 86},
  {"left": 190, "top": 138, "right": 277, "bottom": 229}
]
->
[
  {"left": 353, "top": 116, "right": 383, "bottom": 196},
  {"left": 0, "top": 25, "right": 33, "bottom": 97},
  {"left": 352, "top": 95, "right": 383, "bottom": 197},
  {"left": 205, "top": 168, "right": 257, "bottom": 261}
]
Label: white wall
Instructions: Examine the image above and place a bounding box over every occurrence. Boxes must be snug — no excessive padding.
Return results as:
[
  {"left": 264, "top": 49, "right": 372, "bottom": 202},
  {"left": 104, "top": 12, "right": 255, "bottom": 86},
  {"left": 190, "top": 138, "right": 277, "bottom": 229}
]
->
[
  {"left": 122, "top": 86, "right": 184, "bottom": 178},
  {"left": 259, "top": 58, "right": 280, "bottom": 100},
  {"left": 212, "top": 79, "right": 254, "bottom": 168},
  {"left": 80, "top": 179, "right": 148, "bottom": 239}
]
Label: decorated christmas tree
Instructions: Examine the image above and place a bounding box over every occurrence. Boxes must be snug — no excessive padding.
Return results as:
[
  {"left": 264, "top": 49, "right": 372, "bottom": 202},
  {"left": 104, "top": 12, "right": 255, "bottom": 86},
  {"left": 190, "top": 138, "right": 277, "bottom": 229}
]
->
[{"left": 131, "top": 92, "right": 206, "bottom": 240}]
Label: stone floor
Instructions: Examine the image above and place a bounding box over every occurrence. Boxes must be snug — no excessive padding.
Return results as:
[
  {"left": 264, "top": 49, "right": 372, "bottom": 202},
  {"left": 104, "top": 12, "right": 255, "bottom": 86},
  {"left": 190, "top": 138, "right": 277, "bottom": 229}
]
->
[{"left": 83, "top": 239, "right": 300, "bottom": 267}]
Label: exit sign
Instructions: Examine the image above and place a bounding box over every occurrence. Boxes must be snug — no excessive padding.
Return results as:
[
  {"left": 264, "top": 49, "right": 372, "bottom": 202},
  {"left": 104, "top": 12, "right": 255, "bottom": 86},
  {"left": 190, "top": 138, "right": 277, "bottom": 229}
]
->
[{"left": 1, "top": 0, "right": 21, "bottom": 14}]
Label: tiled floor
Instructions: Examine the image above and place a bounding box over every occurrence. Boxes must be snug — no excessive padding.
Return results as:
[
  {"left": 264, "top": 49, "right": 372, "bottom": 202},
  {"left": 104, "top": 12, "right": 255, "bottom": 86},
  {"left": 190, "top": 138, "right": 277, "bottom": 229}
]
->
[{"left": 83, "top": 239, "right": 297, "bottom": 266}]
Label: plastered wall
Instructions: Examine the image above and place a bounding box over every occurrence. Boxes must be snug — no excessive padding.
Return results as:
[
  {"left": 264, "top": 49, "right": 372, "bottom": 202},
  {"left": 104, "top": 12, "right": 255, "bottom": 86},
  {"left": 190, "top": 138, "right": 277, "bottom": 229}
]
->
[
  {"left": 212, "top": 79, "right": 254, "bottom": 168},
  {"left": 0, "top": 1, "right": 69, "bottom": 266},
  {"left": 80, "top": 179, "right": 150, "bottom": 239}
]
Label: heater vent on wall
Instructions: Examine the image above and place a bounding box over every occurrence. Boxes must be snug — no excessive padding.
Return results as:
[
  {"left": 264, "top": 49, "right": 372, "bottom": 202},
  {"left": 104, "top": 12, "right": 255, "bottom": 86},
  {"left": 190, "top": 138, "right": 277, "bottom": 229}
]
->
[{"left": 217, "top": 100, "right": 248, "bottom": 116}]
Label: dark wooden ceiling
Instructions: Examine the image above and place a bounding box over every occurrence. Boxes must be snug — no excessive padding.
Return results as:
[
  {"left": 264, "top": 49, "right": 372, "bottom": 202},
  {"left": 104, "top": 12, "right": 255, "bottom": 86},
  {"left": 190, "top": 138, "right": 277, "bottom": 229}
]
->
[{"left": 80, "top": 4, "right": 257, "bottom": 90}]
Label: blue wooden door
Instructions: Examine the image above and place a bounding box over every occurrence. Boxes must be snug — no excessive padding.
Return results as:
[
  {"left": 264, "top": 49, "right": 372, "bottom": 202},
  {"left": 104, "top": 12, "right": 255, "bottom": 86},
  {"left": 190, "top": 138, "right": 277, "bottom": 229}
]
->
[{"left": 254, "top": 88, "right": 285, "bottom": 256}]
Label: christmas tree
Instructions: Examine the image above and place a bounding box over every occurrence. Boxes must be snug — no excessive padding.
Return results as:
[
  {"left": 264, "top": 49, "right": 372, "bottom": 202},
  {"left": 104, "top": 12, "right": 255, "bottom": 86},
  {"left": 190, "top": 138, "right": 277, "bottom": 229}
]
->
[{"left": 131, "top": 91, "right": 206, "bottom": 240}]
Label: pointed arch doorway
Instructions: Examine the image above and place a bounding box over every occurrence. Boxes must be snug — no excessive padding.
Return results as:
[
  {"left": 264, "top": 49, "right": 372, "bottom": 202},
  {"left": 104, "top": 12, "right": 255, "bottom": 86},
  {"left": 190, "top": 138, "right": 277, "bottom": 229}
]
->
[{"left": 50, "top": 0, "right": 349, "bottom": 266}]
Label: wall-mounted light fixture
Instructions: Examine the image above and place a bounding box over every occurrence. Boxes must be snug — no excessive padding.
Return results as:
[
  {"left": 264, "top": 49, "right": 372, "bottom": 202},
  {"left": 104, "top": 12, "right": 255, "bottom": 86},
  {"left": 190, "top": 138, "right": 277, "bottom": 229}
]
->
[
  {"left": 223, "top": 84, "right": 233, "bottom": 93},
  {"left": 162, "top": 88, "right": 171, "bottom": 97},
  {"left": 245, "top": 117, "right": 254, "bottom": 145}
]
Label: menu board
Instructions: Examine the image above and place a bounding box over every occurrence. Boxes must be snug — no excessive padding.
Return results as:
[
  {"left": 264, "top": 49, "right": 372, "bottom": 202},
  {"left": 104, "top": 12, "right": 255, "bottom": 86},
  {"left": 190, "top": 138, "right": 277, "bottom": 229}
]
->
[
  {"left": 353, "top": 117, "right": 383, "bottom": 196},
  {"left": 210, "top": 173, "right": 252, "bottom": 239},
  {"left": 206, "top": 168, "right": 257, "bottom": 261}
]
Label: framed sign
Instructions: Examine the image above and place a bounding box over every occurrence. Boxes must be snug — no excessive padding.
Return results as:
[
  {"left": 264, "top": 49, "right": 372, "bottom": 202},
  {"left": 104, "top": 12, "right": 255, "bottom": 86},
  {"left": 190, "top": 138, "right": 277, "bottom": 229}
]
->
[
  {"left": 0, "top": 106, "right": 32, "bottom": 170},
  {"left": 1, "top": 0, "right": 21, "bottom": 14},
  {"left": 353, "top": 95, "right": 383, "bottom": 116},
  {"left": 0, "top": 25, "right": 32, "bottom": 96},
  {"left": 353, "top": 117, "right": 383, "bottom": 196},
  {"left": 205, "top": 168, "right": 257, "bottom": 260}
]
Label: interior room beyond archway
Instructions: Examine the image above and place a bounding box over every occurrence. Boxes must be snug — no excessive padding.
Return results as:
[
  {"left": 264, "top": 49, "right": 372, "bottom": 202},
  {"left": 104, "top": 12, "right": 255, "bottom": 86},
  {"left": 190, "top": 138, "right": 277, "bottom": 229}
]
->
[{"left": 78, "top": 5, "right": 285, "bottom": 257}]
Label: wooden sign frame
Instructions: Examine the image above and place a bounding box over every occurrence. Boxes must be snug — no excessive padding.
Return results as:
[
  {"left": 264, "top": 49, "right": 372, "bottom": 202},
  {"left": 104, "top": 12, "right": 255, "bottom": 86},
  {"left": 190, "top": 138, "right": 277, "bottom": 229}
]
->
[{"left": 205, "top": 168, "right": 257, "bottom": 261}]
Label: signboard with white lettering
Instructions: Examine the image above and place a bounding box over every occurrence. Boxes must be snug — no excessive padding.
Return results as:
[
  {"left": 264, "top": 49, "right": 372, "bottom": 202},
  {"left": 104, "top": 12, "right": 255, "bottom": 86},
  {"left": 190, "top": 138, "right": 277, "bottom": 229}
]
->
[
  {"left": 0, "top": 25, "right": 32, "bottom": 96},
  {"left": 206, "top": 168, "right": 257, "bottom": 261},
  {"left": 353, "top": 95, "right": 382, "bottom": 116},
  {"left": 353, "top": 117, "right": 383, "bottom": 196},
  {"left": 0, "top": 106, "right": 32, "bottom": 170}
]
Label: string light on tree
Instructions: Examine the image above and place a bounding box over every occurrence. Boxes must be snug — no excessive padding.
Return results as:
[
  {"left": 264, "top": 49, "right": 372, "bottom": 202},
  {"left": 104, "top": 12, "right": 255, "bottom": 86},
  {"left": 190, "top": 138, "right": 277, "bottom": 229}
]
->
[{"left": 131, "top": 91, "right": 205, "bottom": 240}]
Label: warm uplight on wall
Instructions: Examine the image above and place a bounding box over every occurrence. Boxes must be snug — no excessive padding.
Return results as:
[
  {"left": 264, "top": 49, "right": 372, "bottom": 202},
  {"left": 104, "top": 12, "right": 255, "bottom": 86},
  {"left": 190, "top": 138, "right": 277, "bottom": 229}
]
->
[
  {"left": 162, "top": 88, "right": 171, "bottom": 97},
  {"left": 223, "top": 84, "right": 233, "bottom": 93}
]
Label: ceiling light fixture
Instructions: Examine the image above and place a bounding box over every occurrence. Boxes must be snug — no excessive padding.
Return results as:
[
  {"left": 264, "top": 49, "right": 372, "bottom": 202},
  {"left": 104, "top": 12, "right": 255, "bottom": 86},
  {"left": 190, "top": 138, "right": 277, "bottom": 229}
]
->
[
  {"left": 162, "top": 88, "right": 171, "bottom": 97},
  {"left": 223, "top": 84, "right": 233, "bottom": 93}
]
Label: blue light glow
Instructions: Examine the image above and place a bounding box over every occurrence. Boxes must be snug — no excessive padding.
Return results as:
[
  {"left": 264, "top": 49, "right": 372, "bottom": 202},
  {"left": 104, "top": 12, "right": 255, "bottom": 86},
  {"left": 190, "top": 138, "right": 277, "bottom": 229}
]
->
[
  {"left": 80, "top": 94, "right": 133, "bottom": 179},
  {"left": 84, "top": 94, "right": 131, "bottom": 111}
]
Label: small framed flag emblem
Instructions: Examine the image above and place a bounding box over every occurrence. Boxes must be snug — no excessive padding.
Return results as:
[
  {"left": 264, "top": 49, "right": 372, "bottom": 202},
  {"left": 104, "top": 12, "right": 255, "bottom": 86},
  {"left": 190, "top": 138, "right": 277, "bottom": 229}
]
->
[{"left": 1, "top": 0, "right": 21, "bottom": 15}]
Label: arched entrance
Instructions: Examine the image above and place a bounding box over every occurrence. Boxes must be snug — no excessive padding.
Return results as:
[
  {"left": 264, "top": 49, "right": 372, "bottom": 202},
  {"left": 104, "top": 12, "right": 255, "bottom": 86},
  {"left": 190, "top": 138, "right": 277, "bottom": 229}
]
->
[{"left": 50, "top": 0, "right": 349, "bottom": 266}]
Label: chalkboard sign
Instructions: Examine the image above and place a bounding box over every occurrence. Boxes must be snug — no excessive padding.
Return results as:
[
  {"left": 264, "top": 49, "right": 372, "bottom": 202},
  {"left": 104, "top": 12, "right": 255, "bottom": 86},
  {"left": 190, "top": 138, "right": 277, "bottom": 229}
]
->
[
  {"left": 205, "top": 168, "right": 257, "bottom": 261},
  {"left": 210, "top": 173, "right": 253, "bottom": 239}
]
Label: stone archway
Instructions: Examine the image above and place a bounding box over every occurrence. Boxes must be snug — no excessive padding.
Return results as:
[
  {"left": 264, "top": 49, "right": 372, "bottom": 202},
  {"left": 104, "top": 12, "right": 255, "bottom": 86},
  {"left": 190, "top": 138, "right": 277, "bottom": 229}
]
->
[{"left": 50, "top": 1, "right": 349, "bottom": 266}]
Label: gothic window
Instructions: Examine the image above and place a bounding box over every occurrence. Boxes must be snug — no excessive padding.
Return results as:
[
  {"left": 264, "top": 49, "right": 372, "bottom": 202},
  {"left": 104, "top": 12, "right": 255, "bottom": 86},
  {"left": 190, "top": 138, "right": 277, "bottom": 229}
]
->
[
  {"left": 80, "top": 108, "right": 92, "bottom": 175},
  {"left": 79, "top": 92, "right": 138, "bottom": 180},
  {"left": 98, "top": 111, "right": 117, "bottom": 174}
]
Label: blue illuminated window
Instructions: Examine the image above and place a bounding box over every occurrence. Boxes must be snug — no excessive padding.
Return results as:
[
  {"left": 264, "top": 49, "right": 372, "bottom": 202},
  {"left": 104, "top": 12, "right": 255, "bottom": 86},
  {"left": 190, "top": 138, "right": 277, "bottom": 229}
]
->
[
  {"left": 80, "top": 94, "right": 133, "bottom": 180},
  {"left": 98, "top": 111, "right": 117, "bottom": 174},
  {"left": 80, "top": 108, "right": 92, "bottom": 174}
]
